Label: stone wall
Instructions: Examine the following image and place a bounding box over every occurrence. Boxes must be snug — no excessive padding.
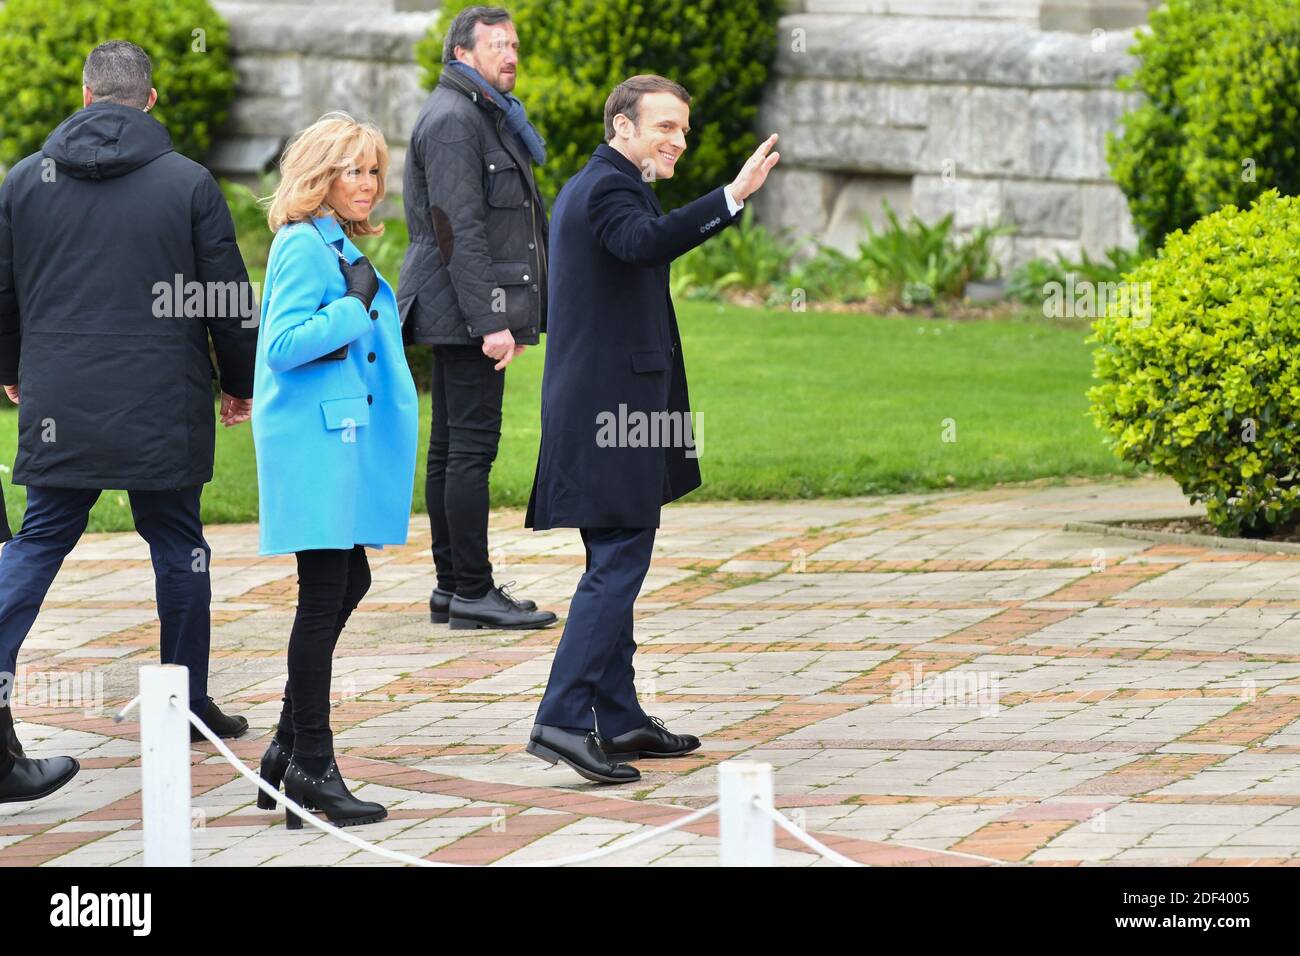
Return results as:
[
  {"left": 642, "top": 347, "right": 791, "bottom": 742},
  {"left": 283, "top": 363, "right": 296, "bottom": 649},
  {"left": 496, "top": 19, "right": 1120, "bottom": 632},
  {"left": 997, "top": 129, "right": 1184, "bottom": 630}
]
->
[
  {"left": 753, "top": 7, "right": 1151, "bottom": 267},
  {"left": 206, "top": 0, "right": 1155, "bottom": 268},
  {"left": 209, "top": 0, "right": 439, "bottom": 207}
]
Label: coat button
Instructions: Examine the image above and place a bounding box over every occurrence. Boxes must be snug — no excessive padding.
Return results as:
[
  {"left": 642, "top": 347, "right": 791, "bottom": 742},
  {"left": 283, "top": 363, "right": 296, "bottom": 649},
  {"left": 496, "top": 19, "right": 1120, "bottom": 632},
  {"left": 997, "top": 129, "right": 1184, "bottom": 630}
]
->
[
  {"left": 367, "top": 352, "right": 376, "bottom": 363},
  {"left": 528, "top": 242, "right": 535, "bottom": 250},
  {"left": 367, "top": 395, "right": 373, "bottom": 405},
  {"left": 523, "top": 199, "right": 531, "bottom": 208},
  {"left": 531, "top": 284, "right": 538, "bottom": 292},
  {"left": 523, "top": 274, "right": 530, "bottom": 281},
  {"left": 369, "top": 310, "right": 378, "bottom": 320},
  {"left": 488, "top": 163, "right": 496, "bottom": 171}
]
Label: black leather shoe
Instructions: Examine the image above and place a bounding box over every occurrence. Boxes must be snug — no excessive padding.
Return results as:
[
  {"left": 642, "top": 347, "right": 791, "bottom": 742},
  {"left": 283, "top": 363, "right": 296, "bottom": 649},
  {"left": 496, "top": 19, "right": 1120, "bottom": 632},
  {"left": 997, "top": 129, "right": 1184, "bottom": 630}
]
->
[
  {"left": 190, "top": 698, "right": 249, "bottom": 743},
  {"left": 431, "top": 583, "right": 537, "bottom": 623},
  {"left": 0, "top": 756, "right": 80, "bottom": 804},
  {"left": 255, "top": 738, "right": 316, "bottom": 811},
  {"left": 526, "top": 724, "right": 641, "bottom": 784},
  {"left": 450, "top": 587, "right": 556, "bottom": 631},
  {"left": 600, "top": 716, "right": 700, "bottom": 760},
  {"left": 283, "top": 758, "right": 387, "bottom": 829}
]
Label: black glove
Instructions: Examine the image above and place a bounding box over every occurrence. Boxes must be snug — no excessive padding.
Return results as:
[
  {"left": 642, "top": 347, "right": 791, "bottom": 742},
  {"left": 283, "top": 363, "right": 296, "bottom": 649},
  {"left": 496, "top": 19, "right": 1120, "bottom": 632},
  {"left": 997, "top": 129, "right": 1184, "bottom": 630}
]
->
[{"left": 341, "top": 255, "right": 379, "bottom": 311}]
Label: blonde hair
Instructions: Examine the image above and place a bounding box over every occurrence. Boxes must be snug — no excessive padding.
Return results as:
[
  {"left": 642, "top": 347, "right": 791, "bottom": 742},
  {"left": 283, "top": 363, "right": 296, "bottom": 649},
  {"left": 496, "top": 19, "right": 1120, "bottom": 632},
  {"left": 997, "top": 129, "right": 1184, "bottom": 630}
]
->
[{"left": 266, "top": 111, "right": 389, "bottom": 238}]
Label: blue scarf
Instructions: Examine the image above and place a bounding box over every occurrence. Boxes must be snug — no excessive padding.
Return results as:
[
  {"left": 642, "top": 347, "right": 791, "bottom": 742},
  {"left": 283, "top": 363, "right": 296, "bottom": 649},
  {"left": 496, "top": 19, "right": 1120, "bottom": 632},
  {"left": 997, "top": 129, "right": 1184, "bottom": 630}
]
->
[{"left": 448, "top": 61, "right": 547, "bottom": 165}]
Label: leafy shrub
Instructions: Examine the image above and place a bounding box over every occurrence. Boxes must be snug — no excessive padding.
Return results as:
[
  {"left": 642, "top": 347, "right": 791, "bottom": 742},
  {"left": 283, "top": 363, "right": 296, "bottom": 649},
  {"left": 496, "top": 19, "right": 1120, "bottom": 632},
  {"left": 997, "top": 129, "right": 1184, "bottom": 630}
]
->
[
  {"left": 673, "top": 207, "right": 795, "bottom": 301},
  {"left": 0, "top": 0, "right": 236, "bottom": 169},
  {"left": 1107, "top": 0, "right": 1300, "bottom": 253},
  {"left": 782, "top": 246, "right": 875, "bottom": 304},
  {"left": 415, "top": 0, "right": 781, "bottom": 209},
  {"left": 853, "top": 203, "right": 1010, "bottom": 307},
  {"left": 1088, "top": 189, "right": 1300, "bottom": 536},
  {"left": 1008, "top": 247, "right": 1144, "bottom": 306}
]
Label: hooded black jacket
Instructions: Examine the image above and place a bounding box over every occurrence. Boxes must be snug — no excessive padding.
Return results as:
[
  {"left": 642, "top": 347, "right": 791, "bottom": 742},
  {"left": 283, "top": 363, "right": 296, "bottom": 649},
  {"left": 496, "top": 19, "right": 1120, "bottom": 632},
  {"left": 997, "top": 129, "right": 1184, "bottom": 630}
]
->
[{"left": 0, "top": 101, "right": 256, "bottom": 490}]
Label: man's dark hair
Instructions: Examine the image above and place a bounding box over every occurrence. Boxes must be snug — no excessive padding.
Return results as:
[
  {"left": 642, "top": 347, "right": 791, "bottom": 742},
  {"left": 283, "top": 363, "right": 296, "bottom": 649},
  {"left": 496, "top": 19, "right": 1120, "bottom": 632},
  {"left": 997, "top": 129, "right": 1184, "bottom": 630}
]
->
[
  {"left": 83, "top": 40, "right": 152, "bottom": 108},
  {"left": 442, "top": 5, "right": 513, "bottom": 64},
  {"left": 604, "top": 75, "right": 692, "bottom": 141}
]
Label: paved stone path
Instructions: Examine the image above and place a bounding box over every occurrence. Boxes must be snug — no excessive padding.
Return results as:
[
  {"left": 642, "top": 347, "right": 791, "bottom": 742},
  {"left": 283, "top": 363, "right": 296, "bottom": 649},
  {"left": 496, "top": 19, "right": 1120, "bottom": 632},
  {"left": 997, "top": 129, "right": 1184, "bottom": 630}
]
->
[{"left": 3, "top": 476, "right": 1300, "bottom": 867}]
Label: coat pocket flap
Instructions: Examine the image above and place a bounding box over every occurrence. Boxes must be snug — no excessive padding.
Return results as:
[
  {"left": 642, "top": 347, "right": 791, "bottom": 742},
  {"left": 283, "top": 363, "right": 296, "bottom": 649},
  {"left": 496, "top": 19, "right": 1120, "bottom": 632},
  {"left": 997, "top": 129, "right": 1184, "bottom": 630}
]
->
[
  {"left": 630, "top": 350, "right": 669, "bottom": 374},
  {"left": 490, "top": 259, "right": 533, "bottom": 286},
  {"left": 321, "top": 396, "right": 371, "bottom": 431}
]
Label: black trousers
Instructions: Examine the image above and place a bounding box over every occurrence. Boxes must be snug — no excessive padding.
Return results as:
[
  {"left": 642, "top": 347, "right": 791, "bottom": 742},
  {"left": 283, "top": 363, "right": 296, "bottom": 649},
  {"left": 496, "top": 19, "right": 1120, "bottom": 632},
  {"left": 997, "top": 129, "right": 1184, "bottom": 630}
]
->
[
  {"left": 426, "top": 344, "right": 505, "bottom": 599},
  {"left": 536, "top": 527, "right": 655, "bottom": 739},
  {"left": 277, "top": 546, "right": 370, "bottom": 760},
  {"left": 0, "top": 485, "right": 212, "bottom": 708}
]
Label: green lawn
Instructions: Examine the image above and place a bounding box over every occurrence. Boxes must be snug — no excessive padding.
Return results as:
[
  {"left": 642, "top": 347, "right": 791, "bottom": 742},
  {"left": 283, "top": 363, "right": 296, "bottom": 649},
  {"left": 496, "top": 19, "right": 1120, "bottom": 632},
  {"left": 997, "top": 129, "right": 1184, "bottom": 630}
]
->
[{"left": 0, "top": 303, "right": 1134, "bottom": 533}]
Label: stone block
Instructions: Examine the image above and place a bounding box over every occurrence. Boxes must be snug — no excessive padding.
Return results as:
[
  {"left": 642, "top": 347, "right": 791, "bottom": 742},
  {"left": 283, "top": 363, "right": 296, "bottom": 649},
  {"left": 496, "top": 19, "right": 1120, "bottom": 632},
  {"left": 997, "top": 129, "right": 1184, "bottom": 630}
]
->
[
  {"left": 1003, "top": 180, "right": 1082, "bottom": 237},
  {"left": 1079, "top": 182, "right": 1137, "bottom": 252}
]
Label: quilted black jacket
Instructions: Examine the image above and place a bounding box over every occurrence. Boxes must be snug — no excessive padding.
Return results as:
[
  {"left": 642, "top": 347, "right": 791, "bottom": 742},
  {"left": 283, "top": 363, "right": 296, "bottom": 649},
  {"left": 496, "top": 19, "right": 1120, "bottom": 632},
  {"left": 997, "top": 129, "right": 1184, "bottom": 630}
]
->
[{"left": 397, "top": 68, "right": 548, "bottom": 345}]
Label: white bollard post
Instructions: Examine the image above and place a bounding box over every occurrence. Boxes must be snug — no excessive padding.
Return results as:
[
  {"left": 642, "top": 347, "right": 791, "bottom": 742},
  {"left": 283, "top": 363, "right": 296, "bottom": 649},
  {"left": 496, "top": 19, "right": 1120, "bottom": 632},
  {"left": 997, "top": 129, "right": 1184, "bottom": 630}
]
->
[
  {"left": 718, "top": 760, "right": 774, "bottom": 866},
  {"left": 140, "top": 665, "right": 192, "bottom": 867}
]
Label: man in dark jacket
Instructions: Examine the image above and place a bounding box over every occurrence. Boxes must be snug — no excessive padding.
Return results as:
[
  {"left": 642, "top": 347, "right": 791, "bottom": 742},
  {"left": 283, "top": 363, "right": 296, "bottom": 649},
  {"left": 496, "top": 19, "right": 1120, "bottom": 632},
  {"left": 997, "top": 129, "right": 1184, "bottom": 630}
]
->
[
  {"left": 524, "top": 76, "right": 779, "bottom": 784},
  {"left": 0, "top": 41, "right": 257, "bottom": 805},
  {"left": 398, "top": 5, "right": 555, "bottom": 631}
]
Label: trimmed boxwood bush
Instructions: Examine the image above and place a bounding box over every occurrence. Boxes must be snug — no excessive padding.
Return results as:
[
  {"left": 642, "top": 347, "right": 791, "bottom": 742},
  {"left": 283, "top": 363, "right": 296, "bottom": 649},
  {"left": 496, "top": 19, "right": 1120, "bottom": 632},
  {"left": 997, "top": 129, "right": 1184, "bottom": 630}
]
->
[
  {"left": 0, "top": 0, "right": 235, "bottom": 170},
  {"left": 1088, "top": 190, "right": 1300, "bottom": 537},
  {"left": 415, "top": 0, "right": 782, "bottom": 210},
  {"left": 1108, "top": 0, "right": 1300, "bottom": 254}
]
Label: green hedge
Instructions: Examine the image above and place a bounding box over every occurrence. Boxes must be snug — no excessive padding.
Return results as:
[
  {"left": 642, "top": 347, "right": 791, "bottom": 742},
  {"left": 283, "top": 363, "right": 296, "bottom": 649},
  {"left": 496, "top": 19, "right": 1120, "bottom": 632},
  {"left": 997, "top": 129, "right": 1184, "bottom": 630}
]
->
[
  {"left": 1088, "top": 190, "right": 1300, "bottom": 536},
  {"left": 0, "top": 0, "right": 235, "bottom": 170},
  {"left": 1108, "top": 0, "right": 1300, "bottom": 254},
  {"left": 415, "top": 0, "right": 782, "bottom": 210}
]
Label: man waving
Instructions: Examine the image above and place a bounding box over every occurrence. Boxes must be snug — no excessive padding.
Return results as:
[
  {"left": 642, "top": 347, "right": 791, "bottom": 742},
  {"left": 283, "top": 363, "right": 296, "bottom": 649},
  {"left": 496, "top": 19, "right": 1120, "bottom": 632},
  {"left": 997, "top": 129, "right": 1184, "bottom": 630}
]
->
[{"left": 525, "top": 74, "right": 779, "bottom": 783}]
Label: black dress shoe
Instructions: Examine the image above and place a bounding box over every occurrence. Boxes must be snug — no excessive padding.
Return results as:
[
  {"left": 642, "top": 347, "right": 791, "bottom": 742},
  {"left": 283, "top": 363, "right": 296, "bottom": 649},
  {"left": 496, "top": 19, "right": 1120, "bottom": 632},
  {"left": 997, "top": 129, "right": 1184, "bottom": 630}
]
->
[
  {"left": 600, "top": 716, "right": 701, "bottom": 760},
  {"left": 450, "top": 587, "right": 556, "bottom": 631},
  {"left": 526, "top": 724, "right": 641, "bottom": 784},
  {"left": 255, "top": 738, "right": 316, "bottom": 811},
  {"left": 0, "top": 756, "right": 80, "bottom": 804},
  {"left": 283, "top": 758, "right": 387, "bottom": 829},
  {"left": 431, "top": 583, "right": 537, "bottom": 623},
  {"left": 190, "top": 698, "right": 249, "bottom": 743}
]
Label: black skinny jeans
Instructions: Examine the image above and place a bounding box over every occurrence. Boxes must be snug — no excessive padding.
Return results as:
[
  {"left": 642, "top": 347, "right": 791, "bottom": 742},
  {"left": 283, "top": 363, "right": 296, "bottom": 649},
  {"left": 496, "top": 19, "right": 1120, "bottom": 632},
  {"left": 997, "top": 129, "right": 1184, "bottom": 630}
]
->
[
  {"left": 277, "top": 546, "right": 370, "bottom": 760},
  {"left": 426, "top": 344, "right": 505, "bottom": 599}
]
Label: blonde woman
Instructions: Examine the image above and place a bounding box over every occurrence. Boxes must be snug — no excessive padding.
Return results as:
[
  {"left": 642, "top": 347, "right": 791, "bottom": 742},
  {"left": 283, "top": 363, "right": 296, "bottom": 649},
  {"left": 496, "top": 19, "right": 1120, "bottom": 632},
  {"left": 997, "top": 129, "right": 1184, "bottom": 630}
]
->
[{"left": 252, "top": 113, "right": 418, "bottom": 828}]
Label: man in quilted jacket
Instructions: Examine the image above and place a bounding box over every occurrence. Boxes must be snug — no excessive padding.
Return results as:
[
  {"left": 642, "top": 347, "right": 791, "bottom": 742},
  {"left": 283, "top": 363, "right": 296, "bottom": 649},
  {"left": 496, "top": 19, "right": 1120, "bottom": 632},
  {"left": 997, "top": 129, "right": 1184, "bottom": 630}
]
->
[{"left": 397, "top": 5, "right": 556, "bottom": 632}]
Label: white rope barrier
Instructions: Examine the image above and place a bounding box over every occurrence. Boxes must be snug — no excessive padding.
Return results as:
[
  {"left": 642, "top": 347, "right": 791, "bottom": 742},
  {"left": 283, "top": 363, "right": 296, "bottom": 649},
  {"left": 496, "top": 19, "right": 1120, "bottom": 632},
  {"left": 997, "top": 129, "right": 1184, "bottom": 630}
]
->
[
  {"left": 123, "top": 667, "right": 1012, "bottom": 868},
  {"left": 755, "top": 799, "right": 866, "bottom": 867},
  {"left": 121, "top": 671, "right": 721, "bottom": 868},
  {"left": 526, "top": 802, "right": 719, "bottom": 867}
]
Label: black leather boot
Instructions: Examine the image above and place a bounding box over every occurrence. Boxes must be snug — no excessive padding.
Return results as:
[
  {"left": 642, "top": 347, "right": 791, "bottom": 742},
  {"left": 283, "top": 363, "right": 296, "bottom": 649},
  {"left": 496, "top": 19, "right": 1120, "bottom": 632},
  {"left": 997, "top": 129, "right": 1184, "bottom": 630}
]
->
[
  {"left": 599, "top": 716, "right": 700, "bottom": 760},
  {"left": 0, "top": 755, "right": 80, "bottom": 804},
  {"left": 190, "top": 697, "right": 249, "bottom": 742},
  {"left": 526, "top": 724, "right": 641, "bottom": 784},
  {"left": 450, "top": 586, "right": 556, "bottom": 630},
  {"left": 431, "top": 582, "right": 537, "bottom": 623},
  {"left": 256, "top": 737, "right": 316, "bottom": 811},
  {"left": 1, "top": 706, "right": 23, "bottom": 760},
  {"left": 283, "top": 758, "right": 387, "bottom": 829}
]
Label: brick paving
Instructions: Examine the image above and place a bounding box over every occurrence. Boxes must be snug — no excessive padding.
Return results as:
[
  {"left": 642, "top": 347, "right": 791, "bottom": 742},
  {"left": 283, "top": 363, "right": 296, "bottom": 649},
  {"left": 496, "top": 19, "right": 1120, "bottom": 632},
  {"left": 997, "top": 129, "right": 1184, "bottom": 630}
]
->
[{"left": 4, "top": 475, "right": 1300, "bottom": 866}]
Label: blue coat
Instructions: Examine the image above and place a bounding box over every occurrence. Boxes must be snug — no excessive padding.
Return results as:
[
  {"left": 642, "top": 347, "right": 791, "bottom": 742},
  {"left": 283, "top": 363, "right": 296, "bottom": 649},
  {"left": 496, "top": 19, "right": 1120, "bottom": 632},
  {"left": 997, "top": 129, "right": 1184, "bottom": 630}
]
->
[
  {"left": 252, "top": 215, "right": 419, "bottom": 556},
  {"left": 525, "top": 144, "right": 739, "bottom": 530}
]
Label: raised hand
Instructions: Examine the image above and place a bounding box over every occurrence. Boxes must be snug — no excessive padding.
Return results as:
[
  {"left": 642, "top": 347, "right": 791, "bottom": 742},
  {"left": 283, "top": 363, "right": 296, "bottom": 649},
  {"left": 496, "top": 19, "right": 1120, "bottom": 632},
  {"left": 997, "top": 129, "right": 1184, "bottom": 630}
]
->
[{"left": 728, "top": 133, "right": 781, "bottom": 203}]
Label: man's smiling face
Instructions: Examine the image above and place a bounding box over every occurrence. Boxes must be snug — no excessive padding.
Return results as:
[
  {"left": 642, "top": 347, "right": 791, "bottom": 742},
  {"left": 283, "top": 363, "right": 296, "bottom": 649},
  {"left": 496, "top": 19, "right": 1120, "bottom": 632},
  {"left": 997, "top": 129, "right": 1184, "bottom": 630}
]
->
[{"left": 618, "top": 92, "right": 690, "bottom": 181}]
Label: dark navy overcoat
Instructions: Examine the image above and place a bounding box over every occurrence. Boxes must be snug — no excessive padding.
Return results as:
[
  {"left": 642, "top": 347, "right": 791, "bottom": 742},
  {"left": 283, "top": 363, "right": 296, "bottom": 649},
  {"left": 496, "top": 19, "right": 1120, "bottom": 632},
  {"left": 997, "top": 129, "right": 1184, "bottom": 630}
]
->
[{"left": 526, "top": 144, "right": 739, "bottom": 530}]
